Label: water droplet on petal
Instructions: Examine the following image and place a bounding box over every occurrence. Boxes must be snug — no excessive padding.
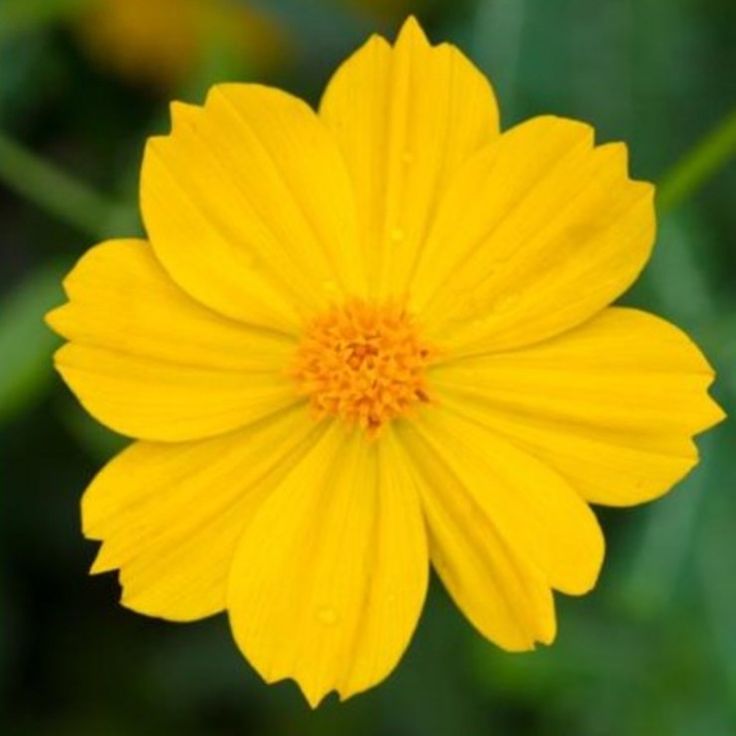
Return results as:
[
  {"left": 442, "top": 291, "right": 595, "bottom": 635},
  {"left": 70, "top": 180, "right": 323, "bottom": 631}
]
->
[
  {"left": 317, "top": 606, "right": 339, "bottom": 626},
  {"left": 390, "top": 227, "right": 405, "bottom": 242}
]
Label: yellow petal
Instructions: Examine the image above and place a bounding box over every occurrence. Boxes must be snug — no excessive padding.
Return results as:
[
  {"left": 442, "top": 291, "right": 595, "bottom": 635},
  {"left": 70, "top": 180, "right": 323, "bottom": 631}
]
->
[
  {"left": 47, "top": 239, "right": 297, "bottom": 441},
  {"left": 320, "top": 16, "right": 499, "bottom": 301},
  {"left": 411, "top": 116, "right": 655, "bottom": 352},
  {"left": 401, "top": 404, "right": 604, "bottom": 596},
  {"left": 141, "top": 84, "right": 364, "bottom": 329},
  {"left": 430, "top": 307, "right": 725, "bottom": 506},
  {"left": 83, "top": 406, "right": 321, "bottom": 621},
  {"left": 227, "top": 424, "right": 428, "bottom": 707},
  {"left": 395, "top": 418, "right": 557, "bottom": 650}
]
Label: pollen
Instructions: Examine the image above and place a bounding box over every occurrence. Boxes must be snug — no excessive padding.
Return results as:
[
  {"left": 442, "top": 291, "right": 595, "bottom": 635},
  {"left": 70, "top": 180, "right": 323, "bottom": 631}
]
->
[{"left": 292, "top": 300, "right": 434, "bottom": 432}]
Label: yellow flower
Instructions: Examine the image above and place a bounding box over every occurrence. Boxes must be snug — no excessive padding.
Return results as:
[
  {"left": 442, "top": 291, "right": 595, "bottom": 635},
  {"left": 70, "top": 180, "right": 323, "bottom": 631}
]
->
[
  {"left": 75, "top": 0, "right": 286, "bottom": 87},
  {"left": 47, "top": 18, "right": 724, "bottom": 706}
]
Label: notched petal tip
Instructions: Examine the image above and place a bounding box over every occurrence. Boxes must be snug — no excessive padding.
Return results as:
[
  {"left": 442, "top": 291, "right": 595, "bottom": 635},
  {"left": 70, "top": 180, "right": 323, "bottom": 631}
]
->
[
  {"left": 50, "top": 341, "right": 72, "bottom": 371},
  {"left": 538, "top": 626, "right": 557, "bottom": 647},
  {"left": 535, "top": 604, "right": 558, "bottom": 647},
  {"left": 702, "top": 391, "right": 727, "bottom": 430},
  {"left": 89, "top": 542, "right": 116, "bottom": 574},
  {"left": 713, "top": 398, "right": 727, "bottom": 421},
  {"left": 634, "top": 179, "right": 656, "bottom": 206},
  {"left": 491, "top": 609, "right": 557, "bottom": 652},
  {"left": 396, "top": 15, "right": 429, "bottom": 45},
  {"left": 596, "top": 140, "right": 629, "bottom": 174},
  {"left": 302, "top": 684, "right": 331, "bottom": 710},
  {"left": 204, "top": 81, "right": 275, "bottom": 110},
  {"left": 526, "top": 113, "right": 595, "bottom": 137},
  {"left": 141, "top": 136, "right": 171, "bottom": 175},
  {"left": 44, "top": 303, "right": 67, "bottom": 336},
  {"left": 246, "top": 669, "right": 332, "bottom": 709},
  {"left": 291, "top": 676, "right": 377, "bottom": 709},
  {"left": 203, "top": 81, "right": 243, "bottom": 107},
  {"left": 593, "top": 142, "right": 657, "bottom": 197},
  {"left": 168, "top": 100, "right": 202, "bottom": 132},
  {"left": 565, "top": 526, "right": 606, "bottom": 597}
]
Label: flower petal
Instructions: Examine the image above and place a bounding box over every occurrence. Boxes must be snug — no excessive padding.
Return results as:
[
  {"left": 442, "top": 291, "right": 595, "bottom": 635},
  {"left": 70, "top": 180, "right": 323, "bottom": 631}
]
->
[
  {"left": 319, "top": 16, "right": 499, "bottom": 300},
  {"left": 401, "top": 403, "right": 604, "bottom": 596},
  {"left": 227, "top": 424, "right": 428, "bottom": 707},
  {"left": 412, "top": 116, "right": 655, "bottom": 352},
  {"left": 47, "top": 239, "right": 297, "bottom": 441},
  {"left": 83, "top": 406, "right": 321, "bottom": 621},
  {"left": 395, "top": 417, "right": 558, "bottom": 650},
  {"left": 141, "top": 85, "right": 364, "bottom": 329},
  {"left": 430, "top": 308, "right": 725, "bottom": 506}
]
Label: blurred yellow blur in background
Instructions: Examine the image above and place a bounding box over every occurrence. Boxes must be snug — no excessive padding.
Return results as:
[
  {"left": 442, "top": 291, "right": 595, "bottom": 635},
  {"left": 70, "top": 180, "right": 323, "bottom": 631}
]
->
[{"left": 75, "top": 0, "right": 286, "bottom": 87}]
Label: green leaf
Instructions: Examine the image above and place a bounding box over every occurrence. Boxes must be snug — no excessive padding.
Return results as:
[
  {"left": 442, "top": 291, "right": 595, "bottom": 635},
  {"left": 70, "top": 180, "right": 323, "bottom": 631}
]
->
[
  {"left": 0, "top": 130, "right": 121, "bottom": 238},
  {"left": 0, "top": 261, "right": 67, "bottom": 423},
  {"left": 657, "top": 108, "right": 736, "bottom": 215}
]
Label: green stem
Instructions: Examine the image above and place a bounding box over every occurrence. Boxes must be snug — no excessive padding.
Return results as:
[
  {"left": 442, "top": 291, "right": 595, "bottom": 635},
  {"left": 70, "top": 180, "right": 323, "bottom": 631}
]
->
[
  {"left": 657, "top": 107, "right": 736, "bottom": 214},
  {"left": 0, "top": 130, "right": 116, "bottom": 238}
]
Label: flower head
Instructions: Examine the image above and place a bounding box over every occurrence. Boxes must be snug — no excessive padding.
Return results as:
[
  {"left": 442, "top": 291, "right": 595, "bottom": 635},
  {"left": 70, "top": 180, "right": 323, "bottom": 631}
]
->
[
  {"left": 292, "top": 300, "right": 434, "bottom": 431},
  {"left": 48, "top": 18, "right": 724, "bottom": 707}
]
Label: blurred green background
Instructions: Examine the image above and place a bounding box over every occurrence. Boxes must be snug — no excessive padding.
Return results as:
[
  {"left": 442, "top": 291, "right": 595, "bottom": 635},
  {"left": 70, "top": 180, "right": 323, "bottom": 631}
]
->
[{"left": 1, "top": 0, "right": 735, "bottom": 734}]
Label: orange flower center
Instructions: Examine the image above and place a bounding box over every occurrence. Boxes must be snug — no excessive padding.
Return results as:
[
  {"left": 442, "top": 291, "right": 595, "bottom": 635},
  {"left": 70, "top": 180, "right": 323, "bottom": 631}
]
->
[{"left": 292, "top": 301, "right": 433, "bottom": 432}]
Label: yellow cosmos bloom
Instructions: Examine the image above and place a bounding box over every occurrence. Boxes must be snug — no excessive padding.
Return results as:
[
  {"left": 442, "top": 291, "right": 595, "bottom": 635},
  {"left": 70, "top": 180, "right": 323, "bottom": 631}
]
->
[
  {"left": 47, "top": 18, "right": 724, "bottom": 707},
  {"left": 76, "top": 0, "right": 285, "bottom": 87}
]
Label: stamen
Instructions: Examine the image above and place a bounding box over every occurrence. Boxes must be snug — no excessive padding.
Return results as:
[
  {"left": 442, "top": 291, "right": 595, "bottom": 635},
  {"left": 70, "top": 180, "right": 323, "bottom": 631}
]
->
[{"left": 291, "top": 300, "right": 434, "bottom": 433}]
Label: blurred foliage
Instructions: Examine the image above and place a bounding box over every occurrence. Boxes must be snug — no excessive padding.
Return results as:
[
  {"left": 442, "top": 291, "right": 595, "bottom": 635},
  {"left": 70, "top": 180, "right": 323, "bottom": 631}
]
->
[
  {"left": 1, "top": 0, "right": 734, "bottom": 734},
  {"left": 0, "top": 261, "right": 64, "bottom": 424}
]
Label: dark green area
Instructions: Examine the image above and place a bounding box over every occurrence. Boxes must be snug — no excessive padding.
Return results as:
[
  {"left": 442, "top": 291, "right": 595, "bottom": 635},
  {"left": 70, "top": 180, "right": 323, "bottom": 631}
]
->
[{"left": 1, "top": 0, "right": 734, "bottom": 734}]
